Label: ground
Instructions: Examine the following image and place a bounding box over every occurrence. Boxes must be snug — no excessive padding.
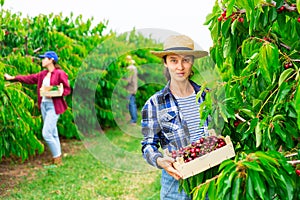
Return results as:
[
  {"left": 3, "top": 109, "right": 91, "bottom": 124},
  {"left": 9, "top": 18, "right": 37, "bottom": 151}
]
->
[{"left": 0, "top": 138, "right": 83, "bottom": 197}]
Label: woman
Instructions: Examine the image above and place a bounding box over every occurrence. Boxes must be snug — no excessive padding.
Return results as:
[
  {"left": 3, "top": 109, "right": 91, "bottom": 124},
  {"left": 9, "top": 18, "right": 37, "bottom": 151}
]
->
[
  {"left": 4, "top": 51, "right": 71, "bottom": 165},
  {"left": 141, "top": 35, "right": 209, "bottom": 199}
]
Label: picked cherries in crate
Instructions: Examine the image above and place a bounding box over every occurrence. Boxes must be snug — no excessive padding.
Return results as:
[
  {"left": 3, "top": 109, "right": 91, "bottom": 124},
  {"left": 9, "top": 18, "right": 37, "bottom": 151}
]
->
[{"left": 171, "top": 136, "right": 227, "bottom": 164}]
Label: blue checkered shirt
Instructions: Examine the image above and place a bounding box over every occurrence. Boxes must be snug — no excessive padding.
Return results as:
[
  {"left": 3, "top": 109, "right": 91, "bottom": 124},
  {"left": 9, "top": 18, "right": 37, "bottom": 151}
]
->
[{"left": 141, "top": 80, "right": 208, "bottom": 168}]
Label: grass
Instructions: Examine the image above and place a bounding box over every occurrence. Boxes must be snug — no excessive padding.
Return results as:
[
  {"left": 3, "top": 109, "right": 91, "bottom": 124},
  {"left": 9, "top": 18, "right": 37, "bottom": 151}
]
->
[{"left": 2, "top": 127, "right": 161, "bottom": 200}]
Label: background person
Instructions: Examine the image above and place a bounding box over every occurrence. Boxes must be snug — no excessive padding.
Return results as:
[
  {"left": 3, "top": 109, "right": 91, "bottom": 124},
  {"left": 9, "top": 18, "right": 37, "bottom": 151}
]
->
[
  {"left": 4, "top": 51, "right": 71, "bottom": 165},
  {"left": 125, "top": 55, "right": 138, "bottom": 125},
  {"left": 141, "top": 35, "right": 209, "bottom": 199}
]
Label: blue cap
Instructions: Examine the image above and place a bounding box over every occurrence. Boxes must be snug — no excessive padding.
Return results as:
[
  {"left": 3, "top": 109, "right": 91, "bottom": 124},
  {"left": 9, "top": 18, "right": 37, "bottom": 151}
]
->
[{"left": 38, "top": 51, "right": 58, "bottom": 62}]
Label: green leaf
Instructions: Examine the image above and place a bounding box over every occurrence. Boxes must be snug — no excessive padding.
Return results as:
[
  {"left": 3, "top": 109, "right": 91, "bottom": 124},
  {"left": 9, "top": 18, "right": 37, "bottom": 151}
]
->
[
  {"left": 231, "top": 177, "right": 242, "bottom": 200},
  {"left": 255, "top": 121, "right": 262, "bottom": 148},
  {"left": 273, "top": 121, "right": 286, "bottom": 141},
  {"left": 242, "top": 161, "right": 264, "bottom": 172},
  {"left": 249, "top": 170, "right": 265, "bottom": 199},
  {"left": 278, "top": 68, "right": 294, "bottom": 87},
  {"left": 239, "top": 108, "right": 255, "bottom": 118},
  {"left": 231, "top": 18, "right": 238, "bottom": 35},
  {"left": 274, "top": 82, "right": 292, "bottom": 103},
  {"left": 246, "top": 174, "right": 255, "bottom": 199},
  {"left": 295, "top": 83, "right": 300, "bottom": 130},
  {"left": 222, "top": 19, "right": 232, "bottom": 38},
  {"left": 223, "top": 36, "right": 232, "bottom": 58},
  {"left": 207, "top": 180, "right": 217, "bottom": 200},
  {"left": 269, "top": 7, "right": 277, "bottom": 22},
  {"left": 255, "top": 151, "right": 279, "bottom": 166},
  {"left": 218, "top": 102, "right": 228, "bottom": 122},
  {"left": 297, "top": 0, "right": 300, "bottom": 14},
  {"left": 258, "top": 45, "right": 271, "bottom": 84}
]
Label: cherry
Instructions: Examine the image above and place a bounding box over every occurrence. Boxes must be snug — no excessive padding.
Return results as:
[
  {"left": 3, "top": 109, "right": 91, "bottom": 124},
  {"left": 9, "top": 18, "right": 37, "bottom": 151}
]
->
[
  {"left": 234, "top": 120, "right": 240, "bottom": 127},
  {"left": 284, "top": 63, "right": 290, "bottom": 69},
  {"left": 191, "top": 152, "right": 197, "bottom": 158},
  {"left": 199, "top": 138, "right": 204, "bottom": 144},
  {"left": 217, "top": 16, "right": 223, "bottom": 22},
  {"left": 296, "top": 169, "right": 300, "bottom": 176},
  {"left": 190, "top": 148, "right": 195, "bottom": 153},
  {"left": 238, "top": 17, "right": 244, "bottom": 23},
  {"left": 297, "top": 17, "right": 300, "bottom": 23},
  {"left": 284, "top": 63, "right": 293, "bottom": 69},
  {"left": 221, "top": 11, "right": 226, "bottom": 18},
  {"left": 279, "top": 6, "right": 285, "bottom": 11}
]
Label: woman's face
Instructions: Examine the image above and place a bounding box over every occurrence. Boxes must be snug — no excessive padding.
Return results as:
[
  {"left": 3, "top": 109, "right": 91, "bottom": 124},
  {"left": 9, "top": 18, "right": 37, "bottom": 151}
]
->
[
  {"left": 164, "top": 54, "right": 194, "bottom": 82},
  {"left": 41, "top": 57, "right": 53, "bottom": 68}
]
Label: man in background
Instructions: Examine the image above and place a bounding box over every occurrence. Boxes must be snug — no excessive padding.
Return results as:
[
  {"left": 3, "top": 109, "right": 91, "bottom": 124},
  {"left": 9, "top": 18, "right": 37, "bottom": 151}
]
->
[{"left": 125, "top": 55, "right": 138, "bottom": 125}]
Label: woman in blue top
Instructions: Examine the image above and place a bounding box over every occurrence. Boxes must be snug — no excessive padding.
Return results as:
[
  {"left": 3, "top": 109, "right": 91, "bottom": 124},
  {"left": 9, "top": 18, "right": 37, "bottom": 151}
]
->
[{"left": 141, "top": 35, "right": 209, "bottom": 199}]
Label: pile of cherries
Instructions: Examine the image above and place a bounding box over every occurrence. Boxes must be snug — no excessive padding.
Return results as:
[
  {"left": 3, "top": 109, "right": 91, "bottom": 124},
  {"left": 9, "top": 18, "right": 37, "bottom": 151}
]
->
[{"left": 171, "top": 136, "right": 227, "bottom": 163}]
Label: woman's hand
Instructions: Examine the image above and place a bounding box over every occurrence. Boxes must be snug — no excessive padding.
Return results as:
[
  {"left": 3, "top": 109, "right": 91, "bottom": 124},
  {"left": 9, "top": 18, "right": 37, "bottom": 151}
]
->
[
  {"left": 4, "top": 73, "right": 15, "bottom": 81},
  {"left": 157, "top": 156, "right": 183, "bottom": 180}
]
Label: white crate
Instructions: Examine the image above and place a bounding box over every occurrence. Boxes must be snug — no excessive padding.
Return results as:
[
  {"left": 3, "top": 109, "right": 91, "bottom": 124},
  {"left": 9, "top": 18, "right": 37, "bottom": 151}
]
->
[
  {"left": 40, "top": 83, "right": 63, "bottom": 97},
  {"left": 173, "top": 136, "right": 235, "bottom": 179}
]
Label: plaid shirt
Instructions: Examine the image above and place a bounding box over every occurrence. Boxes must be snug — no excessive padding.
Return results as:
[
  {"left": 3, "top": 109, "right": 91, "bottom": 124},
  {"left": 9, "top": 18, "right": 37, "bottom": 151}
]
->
[{"left": 141, "top": 80, "right": 208, "bottom": 168}]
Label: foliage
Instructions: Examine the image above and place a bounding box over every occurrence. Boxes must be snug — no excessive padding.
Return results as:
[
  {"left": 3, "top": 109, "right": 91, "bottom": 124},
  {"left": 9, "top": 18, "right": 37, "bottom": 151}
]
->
[{"left": 179, "top": 0, "right": 300, "bottom": 199}]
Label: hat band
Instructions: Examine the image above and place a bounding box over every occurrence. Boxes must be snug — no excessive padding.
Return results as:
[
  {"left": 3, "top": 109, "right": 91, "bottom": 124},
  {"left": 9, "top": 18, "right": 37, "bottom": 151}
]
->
[{"left": 164, "top": 47, "right": 193, "bottom": 51}]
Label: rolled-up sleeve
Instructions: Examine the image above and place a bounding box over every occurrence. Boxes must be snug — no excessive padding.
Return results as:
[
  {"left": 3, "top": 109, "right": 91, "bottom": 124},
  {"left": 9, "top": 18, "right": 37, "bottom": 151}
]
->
[{"left": 141, "top": 98, "right": 163, "bottom": 169}]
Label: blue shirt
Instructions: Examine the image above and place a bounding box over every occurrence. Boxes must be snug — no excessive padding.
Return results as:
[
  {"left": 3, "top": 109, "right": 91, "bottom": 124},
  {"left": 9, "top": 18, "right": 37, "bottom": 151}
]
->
[{"left": 141, "top": 80, "right": 208, "bottom": 168}]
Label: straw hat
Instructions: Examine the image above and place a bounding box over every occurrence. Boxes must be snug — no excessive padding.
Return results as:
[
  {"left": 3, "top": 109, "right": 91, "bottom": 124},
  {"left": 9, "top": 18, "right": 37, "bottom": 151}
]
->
[
  {"left": 150, "top": 35, "right": 208, "bottom": 59},
  {"left": 126, "top": 55, "right": 135, "bottom": 64}
]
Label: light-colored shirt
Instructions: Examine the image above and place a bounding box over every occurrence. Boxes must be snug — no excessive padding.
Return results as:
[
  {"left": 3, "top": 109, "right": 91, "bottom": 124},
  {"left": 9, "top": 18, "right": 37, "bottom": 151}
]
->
[
  {"left": 41, "top": 76, "right": 53, "bottom": 102},
  {"left": 175, "top": 92, "right": 207, "bottom": 143},
  {"left": 125, "top": 65, "right": 138, "bottom": 94}
]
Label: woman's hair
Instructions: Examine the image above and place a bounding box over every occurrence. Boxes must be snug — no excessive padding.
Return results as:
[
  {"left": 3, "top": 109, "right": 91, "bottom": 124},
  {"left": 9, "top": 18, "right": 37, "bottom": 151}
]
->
[
  {"left": 53, "top": 61, "right": 61, "bottom": 69},
  {"left": 162, "top": 55, "right": 194, "bottom": 81}
]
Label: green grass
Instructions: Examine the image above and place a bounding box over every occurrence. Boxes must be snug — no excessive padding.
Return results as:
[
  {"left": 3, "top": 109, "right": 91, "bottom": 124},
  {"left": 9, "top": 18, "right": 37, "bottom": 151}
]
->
[{"left": 3, "top": 128, "right": 161, "bottom": 200}]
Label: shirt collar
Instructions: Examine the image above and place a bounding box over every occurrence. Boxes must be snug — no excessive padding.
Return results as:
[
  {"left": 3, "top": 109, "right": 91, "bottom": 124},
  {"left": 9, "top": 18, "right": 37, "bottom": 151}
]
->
[{"left": 162, "top": 80, "right": 201, "bottom": 97}]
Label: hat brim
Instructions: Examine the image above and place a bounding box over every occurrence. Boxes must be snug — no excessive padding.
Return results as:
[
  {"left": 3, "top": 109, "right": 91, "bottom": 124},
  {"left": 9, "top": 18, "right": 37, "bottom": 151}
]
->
[
  {"left": 150, "top": 50, "right": 208, "bottom": 59},
  {"left": 38, "top": 55, "right": 46, "bottom": 58}
]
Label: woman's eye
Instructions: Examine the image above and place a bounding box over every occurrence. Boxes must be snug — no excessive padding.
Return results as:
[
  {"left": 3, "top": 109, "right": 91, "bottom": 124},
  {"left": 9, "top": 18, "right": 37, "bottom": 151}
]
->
[{"left": 183, "top": 58, "right": 191, "bottom": 63}]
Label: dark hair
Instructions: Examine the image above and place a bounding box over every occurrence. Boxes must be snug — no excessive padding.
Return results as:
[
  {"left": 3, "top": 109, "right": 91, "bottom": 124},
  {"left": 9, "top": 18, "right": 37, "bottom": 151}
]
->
[{"left": 53, "top": 61, "right": 61, "bottom": 69}]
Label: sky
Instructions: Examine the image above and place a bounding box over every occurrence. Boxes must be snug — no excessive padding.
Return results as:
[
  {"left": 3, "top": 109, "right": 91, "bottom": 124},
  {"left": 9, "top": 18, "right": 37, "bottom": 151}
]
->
[{"left": 3, "top": 0, "right": 215, "bottom": 51}]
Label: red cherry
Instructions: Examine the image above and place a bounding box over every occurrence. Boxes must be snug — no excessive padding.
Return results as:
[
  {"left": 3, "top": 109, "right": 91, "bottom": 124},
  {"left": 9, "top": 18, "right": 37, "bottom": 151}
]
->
[
  {"left": 217, "top": 16, "right": 223, "bottom": 22},
  {"left": 221, "top": 11, "right": 226, "bottom": 18},
  {"left": 190, "top": 148, "right": 195, "bottom": 153},
  {"left": 191, "top": 152, "right": 197, "bottom": 158},
  {"left": 234, "top": 120, "right": 240, "bottom": 127},
  {"left": 279, "top": 6, "right": 285, "bottom": 11},
  {"left": 199, "top": 138, "right": 204, "bottom": 144},
  {"left": 284, "top": 63, "right": 290, "bottom": 69},
  {"left": 220, "top": 141, "right": 226, "bottom": 146},
  {"left": 218, "top": 138, "right": 225, "bottom": 143},
  {"left": 238, "top": 17, "right": 244, "bottom": 23},
  {"left": 296, "top": 169, "right": 300, "bottom": 176},
  {"left": 297, "top": 17, "right": 300, "bottom": 23}
]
